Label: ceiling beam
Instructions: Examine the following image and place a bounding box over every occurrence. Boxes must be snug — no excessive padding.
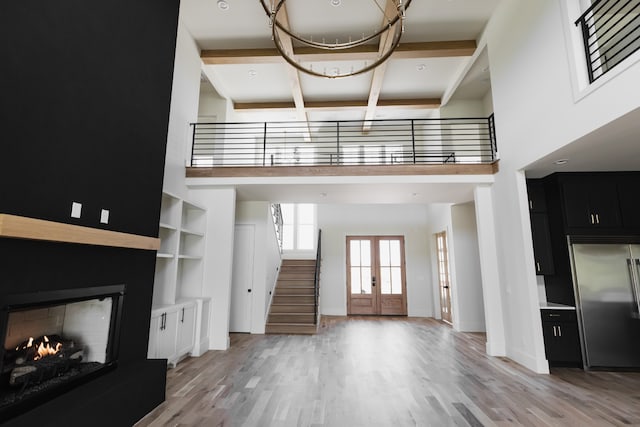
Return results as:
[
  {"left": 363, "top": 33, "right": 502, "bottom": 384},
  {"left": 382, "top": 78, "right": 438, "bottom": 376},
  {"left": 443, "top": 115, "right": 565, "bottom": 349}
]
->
[
  {"left": 363, "top": 0, "right": 400, "bottom": 132},
  {"left": 233, "top": 98, "right": 441, "bottom": 111},
  {"left": 200, "top": 41, "right": 477, "bottom": 65},
  {"left": 272, "top": 4, "right": 310, "bottom": 137}
]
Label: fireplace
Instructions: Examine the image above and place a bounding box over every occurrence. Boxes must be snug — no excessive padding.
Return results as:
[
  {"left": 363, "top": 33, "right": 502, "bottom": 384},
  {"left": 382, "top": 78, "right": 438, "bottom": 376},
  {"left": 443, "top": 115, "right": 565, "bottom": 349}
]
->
[{"left": 0, "top": 285, "right": 125, "bottom": 422}]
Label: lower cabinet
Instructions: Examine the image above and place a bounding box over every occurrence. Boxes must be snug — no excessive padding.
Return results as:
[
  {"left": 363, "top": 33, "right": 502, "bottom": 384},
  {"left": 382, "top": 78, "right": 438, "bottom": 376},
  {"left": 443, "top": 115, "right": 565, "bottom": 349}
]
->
[
  {"left": 540, "top": 309, "right": 582, "bottom": 366},
  {"left": 149, "top": 300, "right": 198, "bottom": 367}
]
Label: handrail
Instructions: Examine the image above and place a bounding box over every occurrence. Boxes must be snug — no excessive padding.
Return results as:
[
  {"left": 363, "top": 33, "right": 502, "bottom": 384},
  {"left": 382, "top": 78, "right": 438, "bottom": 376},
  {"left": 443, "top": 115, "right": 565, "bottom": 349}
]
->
[
  {"left": 575, "top": 0, "right": 640, "bottom": 83},
  {"left": 190, "top": 116, "right": 497, "bottom": 168},
  {"left": 271, "top": 203, "right": 283, "bottom": 252},
  {"left": 314, "top": 229, "right": 322, "bottom": 326}
]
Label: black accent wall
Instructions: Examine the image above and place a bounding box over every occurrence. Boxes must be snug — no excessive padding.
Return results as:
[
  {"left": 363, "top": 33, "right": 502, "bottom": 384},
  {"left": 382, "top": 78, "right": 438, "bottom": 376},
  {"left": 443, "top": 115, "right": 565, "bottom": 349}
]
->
[{"left": 0, "top": 0, "right": 180, "bottom": 424}]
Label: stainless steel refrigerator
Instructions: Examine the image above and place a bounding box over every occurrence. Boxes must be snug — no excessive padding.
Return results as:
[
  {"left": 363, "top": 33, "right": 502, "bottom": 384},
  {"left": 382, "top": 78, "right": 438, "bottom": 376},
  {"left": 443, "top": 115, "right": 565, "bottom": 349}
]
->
[{"left": 570, "top": 242, "right": 640, "bottom": 368}]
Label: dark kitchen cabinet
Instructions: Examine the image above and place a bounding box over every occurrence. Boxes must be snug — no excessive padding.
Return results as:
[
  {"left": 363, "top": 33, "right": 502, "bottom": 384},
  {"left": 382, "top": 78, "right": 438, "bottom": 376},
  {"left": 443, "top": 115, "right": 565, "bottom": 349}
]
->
[
  {"left": 617, "top": 175, "right": 640, "bottom": 230},
  {"left": 527, "top": 180, "right": 547, "bottom": 212},
  {"left": 540, "top": 309, "right": 582, "bottom": 365},
  {"left": 561, "top": 175, "right": 621, "bottom": 229},
  {"left": 527, "top": 179, "right": 554, "bottom": 275},
  {"left": 531, "top": 213, "right": 555, "bottom": 275}
]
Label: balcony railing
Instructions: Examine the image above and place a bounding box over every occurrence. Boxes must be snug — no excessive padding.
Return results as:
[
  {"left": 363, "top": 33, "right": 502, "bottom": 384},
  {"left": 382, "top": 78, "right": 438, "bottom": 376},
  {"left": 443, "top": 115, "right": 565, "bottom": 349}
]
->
[
  {"left": 576, "top": 0, "right": 640, "bottom": 83},
  {"left": 189, "top": 116, "right": 497, "bottom": 168}
]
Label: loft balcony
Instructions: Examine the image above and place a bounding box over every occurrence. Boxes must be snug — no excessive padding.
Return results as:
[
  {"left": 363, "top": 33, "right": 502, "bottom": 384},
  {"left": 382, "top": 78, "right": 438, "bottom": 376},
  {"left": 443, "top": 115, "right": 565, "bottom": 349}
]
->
[{"left": 186, "top": 116, "right": 498, "bottom": 178}]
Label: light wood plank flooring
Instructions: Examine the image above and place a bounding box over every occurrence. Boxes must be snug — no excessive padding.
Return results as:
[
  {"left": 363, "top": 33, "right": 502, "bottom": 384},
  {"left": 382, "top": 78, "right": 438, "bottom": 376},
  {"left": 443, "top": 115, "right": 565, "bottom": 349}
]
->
[{"left": 136, "top": 316, "right": 640, "bottom": 426}]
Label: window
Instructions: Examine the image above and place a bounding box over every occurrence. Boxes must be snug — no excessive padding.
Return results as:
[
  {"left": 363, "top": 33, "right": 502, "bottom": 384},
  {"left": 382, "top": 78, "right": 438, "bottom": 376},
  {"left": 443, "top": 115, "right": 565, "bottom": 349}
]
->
[{"left": 281, "top": 203, "right": 316, "bottom": 251}]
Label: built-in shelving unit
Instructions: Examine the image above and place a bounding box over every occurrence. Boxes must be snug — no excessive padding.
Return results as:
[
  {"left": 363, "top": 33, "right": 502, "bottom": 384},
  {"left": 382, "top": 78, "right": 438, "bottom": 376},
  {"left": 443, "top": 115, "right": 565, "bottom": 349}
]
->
[{"left": 149, "top": 192, "right": 210, "bottom": 366}]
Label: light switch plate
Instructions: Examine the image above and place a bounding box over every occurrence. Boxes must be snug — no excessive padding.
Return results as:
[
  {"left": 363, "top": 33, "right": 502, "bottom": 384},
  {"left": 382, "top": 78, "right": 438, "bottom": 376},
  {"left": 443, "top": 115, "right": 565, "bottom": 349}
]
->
[
  {"left": 71, "top": 202, "right": 82, "bottom": 218},
  {"left": 100, "top": 209, "right": 109, "bottom": 224}
]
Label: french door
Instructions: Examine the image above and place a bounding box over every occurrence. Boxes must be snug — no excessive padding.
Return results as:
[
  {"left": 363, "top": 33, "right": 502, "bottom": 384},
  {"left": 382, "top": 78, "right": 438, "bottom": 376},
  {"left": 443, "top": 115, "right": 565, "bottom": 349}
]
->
[
  {"left": 347, "top": 236, "right": 407, "bottom": 316},
  {"left": 435, "top": 231, "right": 452, "bottom": 324}
]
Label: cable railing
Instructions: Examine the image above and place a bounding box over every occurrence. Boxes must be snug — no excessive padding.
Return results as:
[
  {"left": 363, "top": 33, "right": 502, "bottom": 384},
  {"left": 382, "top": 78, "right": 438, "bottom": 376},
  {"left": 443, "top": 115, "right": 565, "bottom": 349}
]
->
[
  {"left": 576, "top": 0, "right": 640, "bottom": 83},
  {"left": 190, "top": 116, "right": 497, "bottom": 168}
]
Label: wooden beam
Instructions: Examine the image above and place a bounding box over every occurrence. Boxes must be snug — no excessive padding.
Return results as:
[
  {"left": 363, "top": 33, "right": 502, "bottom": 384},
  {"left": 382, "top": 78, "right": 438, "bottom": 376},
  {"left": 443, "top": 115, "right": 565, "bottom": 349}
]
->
[
  {"left": 363, "top": 0, "right": 400, "bottom": 131},
  {"left": 0, "top": 214, "right": 160, "bottom": 250},
  {"left": 233, "top": 98, "right": 441, "bottom": 111},
  {"left": 186, "top": 162, "right": 499, "bottom": 178},
  {"left": 274, "top": 5, "right": 310, "bottom": 138},
  {"left": 200, "top": 41, "right": 477, "bottom": 65}
]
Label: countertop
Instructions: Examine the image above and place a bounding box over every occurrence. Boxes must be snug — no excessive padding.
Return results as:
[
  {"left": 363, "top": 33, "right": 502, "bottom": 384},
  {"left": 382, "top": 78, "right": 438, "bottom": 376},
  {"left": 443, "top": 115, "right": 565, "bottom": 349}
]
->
[{"left": 540, "top": 302, "right": 576, "bottom": 310}]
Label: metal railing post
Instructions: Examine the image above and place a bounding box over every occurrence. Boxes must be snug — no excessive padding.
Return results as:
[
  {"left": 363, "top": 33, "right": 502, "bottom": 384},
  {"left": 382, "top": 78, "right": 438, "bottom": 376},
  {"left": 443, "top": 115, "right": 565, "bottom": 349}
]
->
[
  {"left": 262, "top": 122, "right": 267, "bottom": 166},
  {"left": 411, "top": 119, "right": 416, "bottom": 164},
  {"left": 336, "top": 121, "right": 340, "bottom": 165},
  {"left": 190, "top": 123, "right": 197, "bottom": 167}
]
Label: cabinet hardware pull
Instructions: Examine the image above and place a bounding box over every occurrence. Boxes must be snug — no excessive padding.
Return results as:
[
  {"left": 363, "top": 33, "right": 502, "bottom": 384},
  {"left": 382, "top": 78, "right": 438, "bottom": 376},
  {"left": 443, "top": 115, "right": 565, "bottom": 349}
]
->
[
  {"left": 595, "top": 213, "right": 600, "bottom": 224},
  {"left": 529, "top": 200, "right": 533, "bottom": 210},
  {"left": 590, "top": 213, "right": 595, "bottom": 224},
  {"left": 558, "top": 326, "right": 562, "bottom": 337},
  {"left": 536, "top": 262, "right": 541, "bottom": 272},
  {"left": 181, "top": 307, "right": 185, "bottom": 323},
  {"left": 552, "top": 326, "right": 557, "bottom": 336},
  {"left": 549, "top": 314, "right": 560, "bottom": 317}
]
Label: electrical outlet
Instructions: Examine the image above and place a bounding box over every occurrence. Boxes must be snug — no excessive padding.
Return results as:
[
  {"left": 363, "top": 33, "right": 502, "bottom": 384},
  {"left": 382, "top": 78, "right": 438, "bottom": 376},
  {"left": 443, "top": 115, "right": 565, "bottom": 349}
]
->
[
  {"left": 100, "top": 209, "right": 109, "bottom": 224},
  {"left": 71, "top": 202, "right": 82, "bottom": 218}
]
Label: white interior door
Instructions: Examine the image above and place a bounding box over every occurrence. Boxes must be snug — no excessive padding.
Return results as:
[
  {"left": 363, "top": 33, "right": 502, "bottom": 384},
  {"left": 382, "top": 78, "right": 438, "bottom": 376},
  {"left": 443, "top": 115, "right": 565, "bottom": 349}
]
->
[{"left": 230, "top": 225, "right": 254, "bottom": 333}]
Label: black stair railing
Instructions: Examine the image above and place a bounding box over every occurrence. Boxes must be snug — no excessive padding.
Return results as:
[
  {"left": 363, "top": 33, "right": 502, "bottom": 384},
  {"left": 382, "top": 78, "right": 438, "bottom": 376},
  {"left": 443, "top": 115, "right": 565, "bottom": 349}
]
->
[
  {"left": 576, "top": 0, "right": 640, "bottom": 83},
  {"left": 314, "top": 229, "right": 322, "bottom": 326},
  {"left": 190, "top": 116, "right": 497, "bottom": 168}
]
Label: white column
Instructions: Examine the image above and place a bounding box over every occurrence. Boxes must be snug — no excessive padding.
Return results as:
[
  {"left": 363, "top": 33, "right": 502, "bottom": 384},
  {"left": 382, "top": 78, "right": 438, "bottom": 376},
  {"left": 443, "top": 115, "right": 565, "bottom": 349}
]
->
[
  {"left": 473, "top": 185, "right": 506, "bottom": 356},
  {"left": 189, "top": 187, "right": 237, "bottom": 350}
]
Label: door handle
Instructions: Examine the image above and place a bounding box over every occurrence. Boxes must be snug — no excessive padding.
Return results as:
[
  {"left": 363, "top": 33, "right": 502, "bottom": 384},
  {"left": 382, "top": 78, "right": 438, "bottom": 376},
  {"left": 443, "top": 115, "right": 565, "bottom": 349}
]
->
[
  {"left": 372, "top": 277, "right": 376, "bottom": 287},
  {"left": 181, "top": 307, "right": 185, "bottom": 323},
  {"left": 248, "top": 289, "right": 252, "bottom": 293}
]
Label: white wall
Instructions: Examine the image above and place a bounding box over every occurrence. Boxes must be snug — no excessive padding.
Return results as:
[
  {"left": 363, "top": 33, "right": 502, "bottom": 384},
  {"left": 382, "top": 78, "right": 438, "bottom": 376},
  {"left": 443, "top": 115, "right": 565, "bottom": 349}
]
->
[
  {"left": 188, "top": 187, "right": 236, "bottom": 350},
  {"left": 476, "top": 0, "right": 640, "bottom": 372},
  {"left": 235, "top": 201, "right": 282, "bottom": 334},
  {"left": 198, "top": 84, "right": 229, "bottom": 122},
  {"left": 451, "top": 202, "right": 485, "bottom": 332},
  {"left": 163, "top": 19, "right": 201, "bottom": 198},
  {"left": 317, "top": 204, "right": 432, "bottom": 317}
]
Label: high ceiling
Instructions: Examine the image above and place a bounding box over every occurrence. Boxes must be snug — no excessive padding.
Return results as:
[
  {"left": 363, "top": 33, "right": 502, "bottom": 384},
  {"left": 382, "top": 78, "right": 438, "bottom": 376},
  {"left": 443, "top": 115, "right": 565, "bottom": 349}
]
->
[{"left": 182, "top": 0, "right": 500, "bottom": 123}]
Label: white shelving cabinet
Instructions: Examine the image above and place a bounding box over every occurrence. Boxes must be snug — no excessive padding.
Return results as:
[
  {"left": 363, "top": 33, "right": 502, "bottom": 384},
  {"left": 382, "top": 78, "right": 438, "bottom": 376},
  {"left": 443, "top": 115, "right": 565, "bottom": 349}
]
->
[{"left": 149, "top": 191, "right": 210, "bottom": 366}]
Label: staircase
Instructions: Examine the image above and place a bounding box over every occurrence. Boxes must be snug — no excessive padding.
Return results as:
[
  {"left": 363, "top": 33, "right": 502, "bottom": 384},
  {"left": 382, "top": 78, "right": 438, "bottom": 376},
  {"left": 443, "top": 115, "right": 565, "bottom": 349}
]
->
[{"left": 266, "top": 259, "right": 318, "bottom": 334}]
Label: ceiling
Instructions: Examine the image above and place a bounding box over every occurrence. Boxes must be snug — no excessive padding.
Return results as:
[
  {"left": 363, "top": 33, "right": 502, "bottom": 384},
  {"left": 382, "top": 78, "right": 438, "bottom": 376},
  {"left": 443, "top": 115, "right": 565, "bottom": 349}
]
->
[{"left": 182, "top": 0, "right": 500, "bottom": 123}]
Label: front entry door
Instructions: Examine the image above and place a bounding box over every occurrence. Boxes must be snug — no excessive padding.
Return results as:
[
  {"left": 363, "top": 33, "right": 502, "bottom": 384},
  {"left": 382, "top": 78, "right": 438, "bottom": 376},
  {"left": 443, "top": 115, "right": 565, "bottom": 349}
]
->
[{"left": 347, "top": 236, "right": 407, "bottom": 315}]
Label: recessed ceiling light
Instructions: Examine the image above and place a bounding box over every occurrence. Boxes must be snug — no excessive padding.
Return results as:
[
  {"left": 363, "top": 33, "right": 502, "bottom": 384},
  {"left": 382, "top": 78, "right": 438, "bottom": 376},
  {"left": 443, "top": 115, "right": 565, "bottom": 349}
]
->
[
  {"left": 217, "top": 0, "right": 229, "bottom": 11},
  {"left": 248, "top": 69, "right": 257, "bottom": 77},
  {"left": 320, "top": 192, "right": 327, "bottom": 197},
  {"left": 554, "top": 159, "right": 569, "bottom": 165},
  {"left": 417, "top": 64, "right": 426, "bottom": 71},
  {"left": 330, "top": 0, "right": 341, "bottom": 6}
]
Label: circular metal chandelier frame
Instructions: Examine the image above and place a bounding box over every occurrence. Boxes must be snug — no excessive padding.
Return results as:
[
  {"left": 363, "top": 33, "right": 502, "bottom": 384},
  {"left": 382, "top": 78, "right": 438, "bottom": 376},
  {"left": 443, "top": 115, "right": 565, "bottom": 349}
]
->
[{"left": 260, "top": 0, "right": 412, "bottom": 79}]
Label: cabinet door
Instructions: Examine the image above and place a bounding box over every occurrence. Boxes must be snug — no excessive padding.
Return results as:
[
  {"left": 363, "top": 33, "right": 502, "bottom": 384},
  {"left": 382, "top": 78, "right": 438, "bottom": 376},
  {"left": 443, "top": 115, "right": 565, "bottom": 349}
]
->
[
  {"left": 530, "top": 213, "right": 554, "bottom": 275},
  {"left": 148, "top": 314, "right": 161, "bottom": 359},
  {"left": 618, "top": 179, "right": 640, "bottom": 229},
  {"left": 177, "top": 304, "right": 196, "bottom": 356},
  {"left": 527, "top": 180, "right": 547, "bottom": 212},
  {"left": 562, "top": 177, "right": 620, "bottom": 228},
  {"left": 541, "top": 311, "right": 582, "bottom": 364},
  {"left": 157, "top": 310, "right": 179, "bottom": 360}
]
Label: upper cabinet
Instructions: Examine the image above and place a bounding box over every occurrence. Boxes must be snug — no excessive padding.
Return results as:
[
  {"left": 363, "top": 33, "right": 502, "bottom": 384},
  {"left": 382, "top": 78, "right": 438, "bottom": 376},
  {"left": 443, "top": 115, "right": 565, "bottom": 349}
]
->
[
  {"left": 560, "top": 175, "right": 621, "bottom": 229},
  {"left": 527, "top": 180, "right": 547, "bottom": 213},
  {"left": 617, "top": 174, "right": 640, "bottom": 230}
]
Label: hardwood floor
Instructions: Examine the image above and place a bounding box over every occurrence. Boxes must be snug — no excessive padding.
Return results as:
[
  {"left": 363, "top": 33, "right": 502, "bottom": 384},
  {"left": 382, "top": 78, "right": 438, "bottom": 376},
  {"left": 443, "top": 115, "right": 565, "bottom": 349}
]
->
[{"left": 136, "top": 316, "right": 640, "bottom": 426}]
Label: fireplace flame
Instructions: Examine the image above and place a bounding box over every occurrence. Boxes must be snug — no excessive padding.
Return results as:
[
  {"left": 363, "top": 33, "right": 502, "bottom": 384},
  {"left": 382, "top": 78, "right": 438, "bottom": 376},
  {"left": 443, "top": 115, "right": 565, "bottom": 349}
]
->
[{"left": 34, "top": 336, "right": 62, "bottom": 360}]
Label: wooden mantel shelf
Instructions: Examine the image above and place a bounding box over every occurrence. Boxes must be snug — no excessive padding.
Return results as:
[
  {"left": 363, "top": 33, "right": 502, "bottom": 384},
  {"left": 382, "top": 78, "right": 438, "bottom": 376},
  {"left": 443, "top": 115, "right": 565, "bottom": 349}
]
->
[{"left": 0, "top": 214, "right": 160, "bottom": 251}]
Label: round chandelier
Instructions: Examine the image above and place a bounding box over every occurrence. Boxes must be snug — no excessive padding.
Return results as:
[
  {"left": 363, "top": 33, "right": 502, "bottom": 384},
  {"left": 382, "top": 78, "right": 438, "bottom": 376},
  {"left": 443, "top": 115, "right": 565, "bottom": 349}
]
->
[{"left": 260, "top": 0, "right": 411, "bottom": 79}]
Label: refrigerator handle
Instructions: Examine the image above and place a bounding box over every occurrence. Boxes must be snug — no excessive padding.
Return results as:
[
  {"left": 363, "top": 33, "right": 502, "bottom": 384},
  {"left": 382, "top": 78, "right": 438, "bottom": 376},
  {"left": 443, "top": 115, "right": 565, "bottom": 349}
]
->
[{"left": 628, "top": 259, "right": 640, "bottom": 315}]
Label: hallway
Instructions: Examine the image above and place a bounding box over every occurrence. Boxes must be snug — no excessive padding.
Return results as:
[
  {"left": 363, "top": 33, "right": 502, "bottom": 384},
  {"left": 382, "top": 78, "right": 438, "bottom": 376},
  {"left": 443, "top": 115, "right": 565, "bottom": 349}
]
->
[{"left": 137, "top": 317, "right": 640, "bottom": 426}]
